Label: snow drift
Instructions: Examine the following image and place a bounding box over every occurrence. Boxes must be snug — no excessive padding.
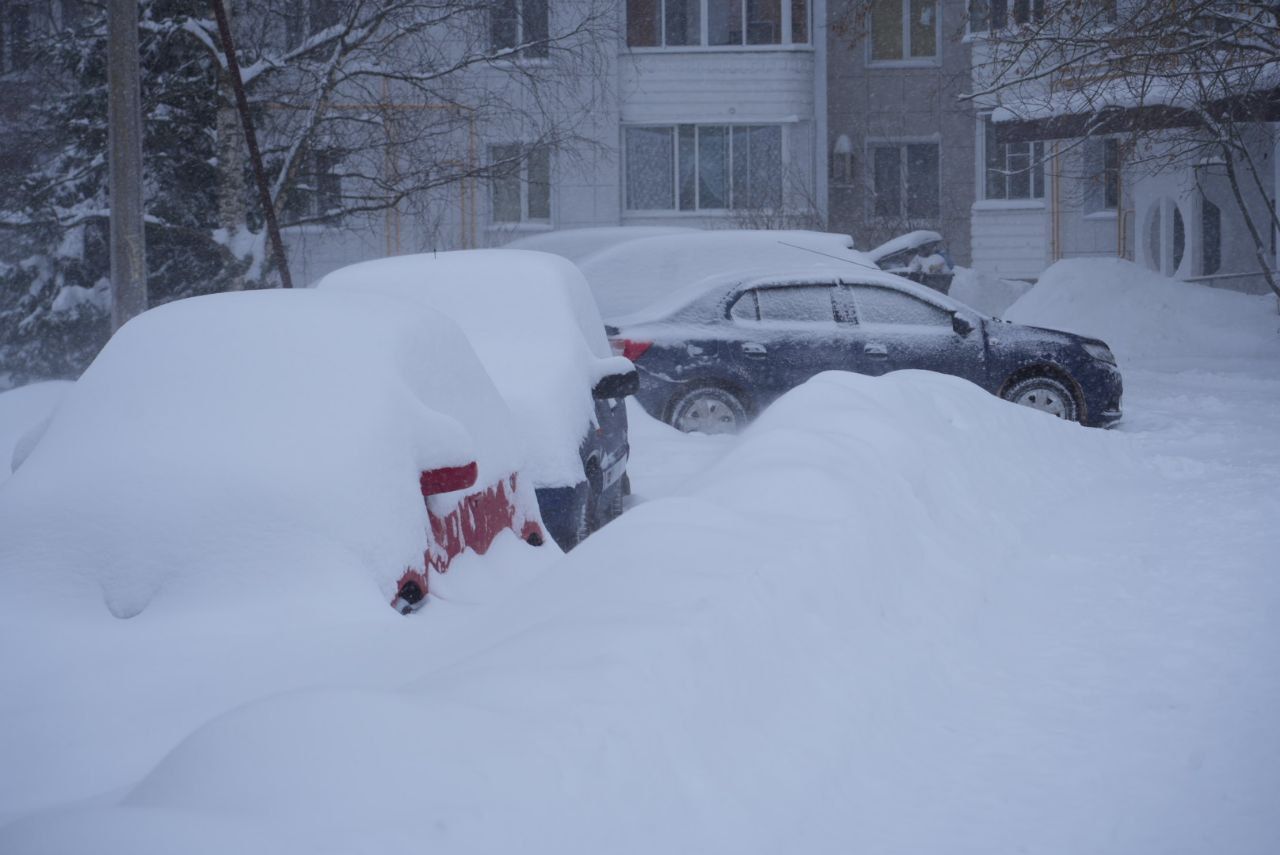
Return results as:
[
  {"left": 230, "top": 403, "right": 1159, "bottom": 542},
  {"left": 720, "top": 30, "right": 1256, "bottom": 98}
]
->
[
  {"left": 1004, "top": 258, "right": 1280, "bottom": 361},
  {"left": 0, "top": 380, "right": 72, "bottom": 486},
  {"left": 316, "top": 250, "right": 622, "bottom": 488},
  {"left": 5, "top": 368, "right": 1276, "bottom": 854}
]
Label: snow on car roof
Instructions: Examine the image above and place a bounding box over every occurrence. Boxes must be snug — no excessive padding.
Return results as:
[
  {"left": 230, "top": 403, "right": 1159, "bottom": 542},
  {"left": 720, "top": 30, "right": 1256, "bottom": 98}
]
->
[
  {"left": 504, "top": 226, "right": 700, "bottom": 263},
  {"left": 571, "top": 230, "right": 881, "bottom": 320},
  {"left": 316, "top": 250, "right": 613, "bottom": 487},
  {"left": 611, "top": 262, "right": 967, "bottom": 328},
  {"left": 867, "top": 230, "right": 943, "bottom": 263},
  {"left": 0, "top": 289, "right": 525, "bottom": 621}
]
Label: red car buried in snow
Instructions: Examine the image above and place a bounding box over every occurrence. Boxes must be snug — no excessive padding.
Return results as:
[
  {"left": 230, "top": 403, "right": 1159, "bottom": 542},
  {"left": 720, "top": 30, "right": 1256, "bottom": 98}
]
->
[{"left": 0, "top": 288, "right": 546, "bottom": 620}]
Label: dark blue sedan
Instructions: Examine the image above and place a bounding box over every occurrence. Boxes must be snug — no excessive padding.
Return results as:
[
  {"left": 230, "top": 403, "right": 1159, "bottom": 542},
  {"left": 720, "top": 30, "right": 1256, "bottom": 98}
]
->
[{"left": 608, "top": 269, "right": 1122, "bottom": 432}]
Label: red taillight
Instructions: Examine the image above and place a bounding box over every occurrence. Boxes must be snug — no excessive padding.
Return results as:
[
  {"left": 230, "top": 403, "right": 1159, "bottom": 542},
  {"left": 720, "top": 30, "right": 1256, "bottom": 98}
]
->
[{"left": 611, "top": 338, "right": 652, "bottom": 362}]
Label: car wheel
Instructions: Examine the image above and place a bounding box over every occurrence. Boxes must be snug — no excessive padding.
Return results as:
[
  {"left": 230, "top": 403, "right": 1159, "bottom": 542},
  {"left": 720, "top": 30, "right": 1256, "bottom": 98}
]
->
[
  {"left": 1001, "top": 374, "right": 1080, "bottom": 422},
  {"left": 668, "top": 385, "right": 749, "bottom": 435}
]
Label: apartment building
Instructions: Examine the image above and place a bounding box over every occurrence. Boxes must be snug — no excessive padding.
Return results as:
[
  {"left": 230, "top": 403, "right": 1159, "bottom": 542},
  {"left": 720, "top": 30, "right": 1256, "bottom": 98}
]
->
[
  {"left": 284, "top": 0, "right": 832, "bottom": 283},
  {"left": 825, "top": 0, "right": 974, "bottom": 264}
]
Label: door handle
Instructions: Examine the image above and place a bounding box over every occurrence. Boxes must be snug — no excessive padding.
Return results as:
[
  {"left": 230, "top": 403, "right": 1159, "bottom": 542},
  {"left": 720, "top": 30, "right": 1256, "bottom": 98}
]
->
[
  {"left": 864, "top": 343, "right": 888, "bottom": 357},
  {"left": 741, "top": 343, "right": 767, "bottom": 358}
]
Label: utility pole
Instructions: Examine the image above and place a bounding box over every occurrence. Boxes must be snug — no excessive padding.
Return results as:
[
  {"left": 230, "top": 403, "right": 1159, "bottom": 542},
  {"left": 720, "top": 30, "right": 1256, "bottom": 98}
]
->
[
  {"left": 107, "top": 0, "right": 147, "bottom": 330},
  {"left": 210, "top": 0, "right": 294, "bottom": 289}
]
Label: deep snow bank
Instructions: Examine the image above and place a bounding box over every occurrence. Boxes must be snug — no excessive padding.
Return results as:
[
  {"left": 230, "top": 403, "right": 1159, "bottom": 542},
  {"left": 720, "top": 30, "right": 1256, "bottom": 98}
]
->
[
  {"left": 0, "top": 380, "right": 72, "bottom": 486},
  {"left": 11, "top": 370, "right": 1275, "bottom": 854},
  {"left": 1004, "top": 258, "right": 1280, "bottom": 361},
  {"left": 0, "top": 290, "right": 534, "bottom": 623},
  {"left": 317, "top": 250, "right": 615, "bottom": 487}
]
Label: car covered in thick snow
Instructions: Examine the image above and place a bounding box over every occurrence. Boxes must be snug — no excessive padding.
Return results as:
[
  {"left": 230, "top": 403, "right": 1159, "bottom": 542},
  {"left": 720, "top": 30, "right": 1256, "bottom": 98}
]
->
[
  {"left": 505, "top": 227, "right": 880, "bottom": 320},
  {"left": 317, "top": 250, "right": 637, "bottom": 551},
  {"left": 866, "top": 230, "right": 954, "bottom": 295},
  {"left": 0, "top": 289, "right": 545, "bottom": 618},
  {"left": 608, "top": 267, "right": 1124, "bottom": 432}
]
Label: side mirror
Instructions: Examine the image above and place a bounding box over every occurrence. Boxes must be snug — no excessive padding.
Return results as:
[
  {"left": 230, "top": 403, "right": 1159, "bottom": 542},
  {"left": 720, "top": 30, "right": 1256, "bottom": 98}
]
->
[
  {"left": 420, "top": 461, "right": 478, "bottom": 497},
  {"left": 951, "top": 313, "right": 974, "bottom": 337},
  {"left": 593, "top": 368, "right": 640, "bottom": 400}
]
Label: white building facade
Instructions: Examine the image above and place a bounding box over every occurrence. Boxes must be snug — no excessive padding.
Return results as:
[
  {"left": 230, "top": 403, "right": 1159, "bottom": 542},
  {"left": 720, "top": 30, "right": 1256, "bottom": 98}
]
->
[{"left": 286, "top": 0, "right": 830, "bottom": 284}]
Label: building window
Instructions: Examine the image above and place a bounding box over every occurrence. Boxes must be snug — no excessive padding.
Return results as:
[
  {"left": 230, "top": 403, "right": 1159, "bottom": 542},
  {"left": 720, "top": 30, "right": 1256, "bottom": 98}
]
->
[
  {"left": 285, "top": 151, "right": 342, "bottom": 224},
  {"left": 491, "top": 0, "right": 549, "bottom": 58},
  {"left": 1084, "top": 137, "right": 1119, "bottom": 212},
  {"left": 982, "top": 116, "right": 1044, "bottom": 200},
  {"left": 871, "top": 0, "right": 937, "bottom": 62},
  {"left": 870, "top": 142, "right": 939, "bottom": 219},
  {"left": 624, "top": 124, "right": 783, "bottom": 211},
  {"left": 1, "top": 3, "right": 32, "bottom": 73},
  {"left": 490, "top": 144, "right": 551, "bottom": 223},
  {"left": 626, "top": 0, "right": 807, "bottom": 47},
  {"left": 968, "top": 0, "right": 1046, "bottom": 32}
]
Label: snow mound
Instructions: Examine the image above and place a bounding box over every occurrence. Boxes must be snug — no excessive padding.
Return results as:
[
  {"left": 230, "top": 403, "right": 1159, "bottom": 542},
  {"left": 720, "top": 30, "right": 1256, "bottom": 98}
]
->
[
  {"left": 317, "top": 249, "right": 615, "bottom": 487},
  {"left": 948, "top": 265, "right": 1033, "bottom": 316},
  {"left": 575, "top": 230, "right": 878, "bottom": 319},
  {"left": 0, "top": 380, "right": 72, "bottom": 486},
  {"left": 1004, "top": 258, "right": 1280, "bottom": 361},
  {"left": 0, "top": 289, "right": 531, "bottom": 623}
]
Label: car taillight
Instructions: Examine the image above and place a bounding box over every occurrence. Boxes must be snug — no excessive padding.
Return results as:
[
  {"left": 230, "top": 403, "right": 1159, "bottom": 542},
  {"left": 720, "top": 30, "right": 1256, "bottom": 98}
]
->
[{"left": 610, "top": 338, "right": 652, "bottom": 361}]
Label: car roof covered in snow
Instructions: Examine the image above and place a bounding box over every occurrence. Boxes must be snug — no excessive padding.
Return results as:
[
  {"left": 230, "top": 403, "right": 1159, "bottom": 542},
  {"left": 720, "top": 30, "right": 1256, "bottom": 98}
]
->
[
  {"left": 557, "top": 229, "right": 881, "bottom": 320},
  {"left": 611, "top": 261, "right": 968, "bottom": 327},
  {"left": 504, "top": 226, "right": 700, "bottom": 262},
  {"left": 316, "top": 249, "right": 623, "bottom": 487},
  {"left": 0, "top": 288, "right": 524, "bottom": 620}
]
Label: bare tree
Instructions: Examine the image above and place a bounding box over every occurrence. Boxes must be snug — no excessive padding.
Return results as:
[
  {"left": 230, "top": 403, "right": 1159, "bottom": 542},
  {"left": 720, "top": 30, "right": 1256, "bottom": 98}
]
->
[
  {"left": 962, "top": 0, "right": 1280, "bottom": 299},
  {"left": 187, "top": 0, "right": 616, "bottom": 255}
]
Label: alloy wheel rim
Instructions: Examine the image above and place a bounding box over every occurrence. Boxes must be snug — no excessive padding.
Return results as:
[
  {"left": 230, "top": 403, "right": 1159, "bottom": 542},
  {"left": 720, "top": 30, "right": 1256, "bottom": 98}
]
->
[{"left": 676, "top": 396, "right": 739, "bottom": 434}]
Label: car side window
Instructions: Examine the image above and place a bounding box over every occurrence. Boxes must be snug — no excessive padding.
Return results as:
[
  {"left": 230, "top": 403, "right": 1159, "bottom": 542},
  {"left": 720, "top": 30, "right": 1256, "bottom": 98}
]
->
[
  {"left": 851, "top": 285, "right": 951, "bottom": 326},
  {"left": 728, "top": 290, "right": 759, "bottom": 321},
  {"left": 753, "top": 285, "right": 836, "bottom": 323}
]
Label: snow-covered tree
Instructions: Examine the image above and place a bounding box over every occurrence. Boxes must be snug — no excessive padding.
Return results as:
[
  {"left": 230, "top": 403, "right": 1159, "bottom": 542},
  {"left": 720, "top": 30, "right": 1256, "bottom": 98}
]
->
[
  {"left": 0, "top": 0, "right": 253, "bottom": 385},
  {"left": 963, "top": 0, "right": 1280, "bottom": 300},
  {"left": 0, "top": 0, "right": 613, "bottom": 385}
]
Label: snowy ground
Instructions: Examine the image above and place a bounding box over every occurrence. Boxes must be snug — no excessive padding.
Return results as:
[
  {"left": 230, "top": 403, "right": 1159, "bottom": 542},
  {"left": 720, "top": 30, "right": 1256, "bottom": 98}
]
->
[{"left": 1, "top": 261, "right": 1278, "bottom": 853}]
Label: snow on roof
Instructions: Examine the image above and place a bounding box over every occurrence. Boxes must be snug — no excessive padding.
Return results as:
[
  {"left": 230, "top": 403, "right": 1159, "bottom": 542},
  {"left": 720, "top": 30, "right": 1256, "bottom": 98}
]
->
[
  {"left": 569, "top": 230, "right": 880, "bottom": 320},
  {"left": 316, "top": 250, "right": 614, "bottom": 487},
  {"left": 1003, "top": 258, "right": 1280, "bottom": 363},
  {"left": 0, "top": 289, "right": 526, "bottom": 621},
  {"left": 504, "top": 226, "right": 700, "bottom": 263}
]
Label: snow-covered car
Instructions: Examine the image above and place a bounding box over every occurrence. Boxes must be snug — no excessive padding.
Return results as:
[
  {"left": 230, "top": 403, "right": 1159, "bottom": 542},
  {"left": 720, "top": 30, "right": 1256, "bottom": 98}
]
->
[
  {"left": 504, "top": 227, "right": 880, "bottom": 321},
  {"left": 0, "top": 380, "right": 72, "bottom": 487},
  {"left": 866, "top": 230, "right": 954, "bottom": 295},
  {"left": 0, "top": 289, "right": 545, "bottom": 618},
  {"left": 317, "top": 249, "right": 637, "bottom": 551},
  {"left": 609, "top": 267, "right": 1124, "bottom": 432}
]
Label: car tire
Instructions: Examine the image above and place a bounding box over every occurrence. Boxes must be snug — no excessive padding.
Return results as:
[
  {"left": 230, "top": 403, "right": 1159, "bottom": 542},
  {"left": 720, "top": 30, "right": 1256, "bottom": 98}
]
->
[
  {"left": 668, "top": 385, "right": 749, "bottom": 435},
  {"left": 1001, "top": 374, "right": 1080, "bottom": 422}
]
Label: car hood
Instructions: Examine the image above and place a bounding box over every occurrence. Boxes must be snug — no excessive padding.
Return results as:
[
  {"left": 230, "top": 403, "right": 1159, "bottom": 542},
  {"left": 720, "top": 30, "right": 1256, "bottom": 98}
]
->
[{"left": 989, "top": 318, "right": 1110, "bottom": 350}]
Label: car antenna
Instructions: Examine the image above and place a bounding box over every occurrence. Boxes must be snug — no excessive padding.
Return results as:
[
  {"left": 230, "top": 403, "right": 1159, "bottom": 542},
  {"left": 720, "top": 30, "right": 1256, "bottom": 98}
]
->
[{"left": 775, "top": 240, "right": 879, "bottom": 271}]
